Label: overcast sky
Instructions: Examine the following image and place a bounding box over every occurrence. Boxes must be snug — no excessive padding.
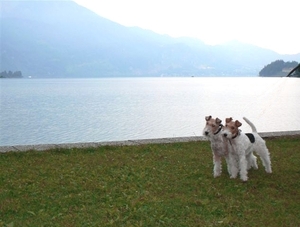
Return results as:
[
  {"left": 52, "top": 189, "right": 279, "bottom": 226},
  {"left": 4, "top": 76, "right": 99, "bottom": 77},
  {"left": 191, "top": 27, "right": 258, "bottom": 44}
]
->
[{"left": 74, "top": 0, "right": 299, "bottom": 55}]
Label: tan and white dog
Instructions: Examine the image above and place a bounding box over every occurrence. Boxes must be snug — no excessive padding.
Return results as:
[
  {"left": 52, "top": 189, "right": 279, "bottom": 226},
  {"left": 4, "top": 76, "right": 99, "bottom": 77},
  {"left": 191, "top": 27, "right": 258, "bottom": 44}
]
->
[
  {"left": 222, "top": 117, "right": 272, "bottom": 181},
  {"left": 203, "top": 116, "right": 231, "bottom": 177}
]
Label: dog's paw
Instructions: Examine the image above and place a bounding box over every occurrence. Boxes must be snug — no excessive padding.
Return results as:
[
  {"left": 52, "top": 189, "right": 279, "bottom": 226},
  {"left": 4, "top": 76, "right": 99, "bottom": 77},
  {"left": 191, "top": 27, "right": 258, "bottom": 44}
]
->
[
  {"left": 265, "top": 167, "right": 272, "bottom": 173},
  {"left": 240, "top": 176, "right": 248, "bottom": 182},
  {"left": 214, "top": 172, "right": 221, "bottom": 178}
]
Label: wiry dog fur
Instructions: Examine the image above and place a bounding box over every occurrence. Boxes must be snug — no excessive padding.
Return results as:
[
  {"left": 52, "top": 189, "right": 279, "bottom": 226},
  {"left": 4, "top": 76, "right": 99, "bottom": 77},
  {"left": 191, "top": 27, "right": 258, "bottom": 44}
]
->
[
  {"left": 203, "top": 116, "right": 231, "bottom": 177},
  {"left": 222, "top": 117, "right": 272, "bottom": 181}
]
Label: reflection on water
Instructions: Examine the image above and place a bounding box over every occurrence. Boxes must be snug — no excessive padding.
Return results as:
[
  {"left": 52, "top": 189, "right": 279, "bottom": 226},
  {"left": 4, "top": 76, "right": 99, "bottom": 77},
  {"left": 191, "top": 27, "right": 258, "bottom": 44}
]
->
[{"left": 1, "top": 77, "right": 299, "bottom": 145}]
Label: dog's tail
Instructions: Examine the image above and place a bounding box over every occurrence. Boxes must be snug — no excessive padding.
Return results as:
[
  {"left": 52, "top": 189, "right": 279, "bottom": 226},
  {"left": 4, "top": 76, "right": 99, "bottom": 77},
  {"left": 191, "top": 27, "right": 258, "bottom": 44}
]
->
[{"left": 243, "top": 117, "right": 257, "bottom": 133}]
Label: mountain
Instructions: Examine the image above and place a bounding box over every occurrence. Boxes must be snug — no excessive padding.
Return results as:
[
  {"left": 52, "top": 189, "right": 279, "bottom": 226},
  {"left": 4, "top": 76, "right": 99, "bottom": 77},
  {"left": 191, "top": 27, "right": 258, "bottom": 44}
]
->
[{"left": 1, "top": 0, "right": 299, "bottom": 78}]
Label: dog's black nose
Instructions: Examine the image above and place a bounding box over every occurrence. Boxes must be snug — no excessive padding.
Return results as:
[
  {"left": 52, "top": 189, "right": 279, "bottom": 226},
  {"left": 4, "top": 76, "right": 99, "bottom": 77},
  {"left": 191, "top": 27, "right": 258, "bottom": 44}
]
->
[
  {"left": 205, "top": 131, "right": 209, "bottom": 135},
  {"left": 223, "top": 133, "right": 227, "bottom": 137}
]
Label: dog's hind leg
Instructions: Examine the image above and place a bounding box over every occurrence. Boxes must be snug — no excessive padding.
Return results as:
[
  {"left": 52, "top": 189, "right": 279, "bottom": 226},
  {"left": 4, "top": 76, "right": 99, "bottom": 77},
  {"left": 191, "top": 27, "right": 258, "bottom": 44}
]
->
[
  {"left": 258, "top": 148, "right": 272, "bottom": 173},
  {"left": 254, "top": 140, "right": 272, "bottom": 173},
  {"left": 247, "top": 153, "right": 258, "bottom": 170}
]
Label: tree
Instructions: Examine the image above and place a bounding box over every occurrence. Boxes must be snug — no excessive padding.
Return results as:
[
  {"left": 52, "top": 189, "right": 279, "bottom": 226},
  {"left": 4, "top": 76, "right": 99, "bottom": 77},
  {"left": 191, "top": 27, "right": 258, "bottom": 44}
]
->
[
  {"left": 0, "top": 70, "right": 23, "bottom": 78},
  {"left": 13, "top": 71, "right": 22, "bottom": 78},
  {"left": 0, "top": 71, "right": 8, "bottom": 78}
]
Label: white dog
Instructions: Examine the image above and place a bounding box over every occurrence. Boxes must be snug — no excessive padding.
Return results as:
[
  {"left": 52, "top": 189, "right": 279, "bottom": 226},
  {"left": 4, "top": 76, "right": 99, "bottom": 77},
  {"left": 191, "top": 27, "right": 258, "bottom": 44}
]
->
[
  {"left": 222, "top": 117, "right": 272, "bottom": 181},
  {"left": 203, "top": 115, "right": 231, "bottom": 177}
]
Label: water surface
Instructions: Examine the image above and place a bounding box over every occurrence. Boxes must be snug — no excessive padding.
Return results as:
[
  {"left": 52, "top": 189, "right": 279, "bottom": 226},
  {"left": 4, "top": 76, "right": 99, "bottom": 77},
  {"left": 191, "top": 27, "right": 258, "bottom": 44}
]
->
[{"left": 1, "top": 77, "right": 299, "bottom": 146}]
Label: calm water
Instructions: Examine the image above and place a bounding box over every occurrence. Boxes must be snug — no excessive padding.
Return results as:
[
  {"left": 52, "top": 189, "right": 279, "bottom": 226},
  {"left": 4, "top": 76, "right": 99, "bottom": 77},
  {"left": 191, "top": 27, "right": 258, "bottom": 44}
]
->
[{"left": 1, "top": 77, "right": 299, "bottom": 146}]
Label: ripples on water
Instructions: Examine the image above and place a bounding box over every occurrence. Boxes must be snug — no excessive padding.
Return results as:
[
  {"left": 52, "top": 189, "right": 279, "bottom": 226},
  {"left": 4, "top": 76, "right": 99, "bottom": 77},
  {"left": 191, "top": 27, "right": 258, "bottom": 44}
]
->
[{"left": 1, "top": 77, "right": 299, "bottom": 145}]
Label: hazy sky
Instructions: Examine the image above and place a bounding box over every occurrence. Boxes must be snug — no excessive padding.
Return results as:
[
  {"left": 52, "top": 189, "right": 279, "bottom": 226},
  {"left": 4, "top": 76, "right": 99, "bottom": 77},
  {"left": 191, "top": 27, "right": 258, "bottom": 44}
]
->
[{"left": 74, "top": 0, "right": 299, "bottom": 55}]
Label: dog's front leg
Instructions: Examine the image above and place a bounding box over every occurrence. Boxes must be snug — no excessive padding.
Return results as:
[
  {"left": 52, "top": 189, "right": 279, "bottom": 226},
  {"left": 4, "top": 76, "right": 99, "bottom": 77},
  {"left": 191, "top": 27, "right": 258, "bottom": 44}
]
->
[
  {"left": 224, "top": 156, "right": 232, "bottom": 176},
  {"left": 228, "top": 153, "right": 238, "bottom": 179},
  {"left": 213, "top": 154, "right": 222, "bottom": 177},
  {"left": 238, "top": 152, "right": 248, "bottom": 182}
]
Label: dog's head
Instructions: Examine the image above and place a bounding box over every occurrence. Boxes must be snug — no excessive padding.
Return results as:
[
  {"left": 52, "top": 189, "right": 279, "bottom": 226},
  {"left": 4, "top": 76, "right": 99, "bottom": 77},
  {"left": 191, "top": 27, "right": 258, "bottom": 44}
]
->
[
  {"left": 203, "top": 115, "right": 223, "bottom": 138},
  {"left": 222, "top": 117, "right": 242, "bottom": 139}
]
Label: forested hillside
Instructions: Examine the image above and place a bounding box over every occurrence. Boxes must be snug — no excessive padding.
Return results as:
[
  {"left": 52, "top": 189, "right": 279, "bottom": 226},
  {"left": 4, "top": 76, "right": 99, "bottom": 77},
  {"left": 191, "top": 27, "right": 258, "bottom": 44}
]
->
[
  {"left": 259, "top": 60, "right": 299, "bottom": 77},
  {"left": 0, "top": 71, "right": 23, "bottom": 78}
]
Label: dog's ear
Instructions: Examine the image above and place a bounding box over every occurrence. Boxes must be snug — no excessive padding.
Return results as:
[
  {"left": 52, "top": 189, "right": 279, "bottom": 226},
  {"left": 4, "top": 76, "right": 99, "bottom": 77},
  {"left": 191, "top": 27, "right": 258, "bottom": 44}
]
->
[
  {"left": 235, "top": 120, "right": 242, "bottom": 127},
  {"left": 225, "top": 117, "right": 232, "bottom": 123},
  {"left": 216, "top": 118, "right": 222, "bottom": 124},
  {"left": 205, "top": 115, "right": 212, "bottom": 121}
]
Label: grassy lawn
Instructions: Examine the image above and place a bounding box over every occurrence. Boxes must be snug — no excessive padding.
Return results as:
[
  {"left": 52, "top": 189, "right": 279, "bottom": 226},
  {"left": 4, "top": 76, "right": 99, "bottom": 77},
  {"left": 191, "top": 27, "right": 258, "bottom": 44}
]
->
[{"left": 1, "top": 136, "right": 300, "bottom": 226}]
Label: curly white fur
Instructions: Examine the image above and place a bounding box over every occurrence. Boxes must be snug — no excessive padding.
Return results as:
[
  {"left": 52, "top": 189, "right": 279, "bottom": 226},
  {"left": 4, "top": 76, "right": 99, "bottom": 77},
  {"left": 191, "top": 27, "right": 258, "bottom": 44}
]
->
[{"left": 222, "top": 117, "right": 272, "bottom": 181}]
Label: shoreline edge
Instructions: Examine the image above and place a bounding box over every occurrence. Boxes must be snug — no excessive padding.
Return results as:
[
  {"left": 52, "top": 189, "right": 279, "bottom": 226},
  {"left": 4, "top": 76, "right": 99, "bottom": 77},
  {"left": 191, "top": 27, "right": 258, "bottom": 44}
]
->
[{"left": 1, "top": 130, "right": 300, "bottom": 153}]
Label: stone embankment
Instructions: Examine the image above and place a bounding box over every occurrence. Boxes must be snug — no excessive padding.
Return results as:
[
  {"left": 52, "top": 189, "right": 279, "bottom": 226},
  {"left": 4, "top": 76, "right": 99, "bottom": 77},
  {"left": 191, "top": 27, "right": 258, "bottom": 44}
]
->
[{"left": 1, "top": 131, "right": 300, "bottom": 153}]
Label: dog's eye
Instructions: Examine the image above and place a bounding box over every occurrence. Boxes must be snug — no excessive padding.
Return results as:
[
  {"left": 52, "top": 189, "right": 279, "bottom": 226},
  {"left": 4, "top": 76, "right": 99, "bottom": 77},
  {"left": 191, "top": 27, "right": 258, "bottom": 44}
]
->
[{"left": 231, "top": 126, "right": 235, "bottom": 130}]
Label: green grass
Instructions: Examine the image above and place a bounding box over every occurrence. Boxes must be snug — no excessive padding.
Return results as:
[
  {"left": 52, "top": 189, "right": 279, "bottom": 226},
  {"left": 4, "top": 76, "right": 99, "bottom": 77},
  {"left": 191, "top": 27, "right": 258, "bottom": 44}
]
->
[{"left": 1, "top": 136, "right": 300, "bottom": 226}]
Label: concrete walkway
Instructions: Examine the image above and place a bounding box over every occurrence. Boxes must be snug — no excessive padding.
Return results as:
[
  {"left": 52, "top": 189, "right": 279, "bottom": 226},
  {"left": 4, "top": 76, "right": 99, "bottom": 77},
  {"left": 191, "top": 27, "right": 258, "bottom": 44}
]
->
[{"left": 1, "top": 130, "right": 300, "bottom": 153}]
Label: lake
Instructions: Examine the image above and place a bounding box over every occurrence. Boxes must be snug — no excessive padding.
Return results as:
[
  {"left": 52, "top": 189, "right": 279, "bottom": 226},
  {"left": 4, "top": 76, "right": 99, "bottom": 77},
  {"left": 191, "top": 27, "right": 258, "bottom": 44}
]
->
[{"left": 1, "top": 77, "right": 299, "bottom": 146}]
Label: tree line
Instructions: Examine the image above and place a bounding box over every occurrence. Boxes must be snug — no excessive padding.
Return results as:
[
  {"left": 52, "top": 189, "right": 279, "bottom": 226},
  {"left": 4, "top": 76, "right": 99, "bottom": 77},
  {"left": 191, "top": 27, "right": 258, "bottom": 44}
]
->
[
  {"left": 259, "top": 60, "right": 299, "bottom": 77},
  {"left": 0, "top": 71, "right": 23, "bottom": 78}
]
